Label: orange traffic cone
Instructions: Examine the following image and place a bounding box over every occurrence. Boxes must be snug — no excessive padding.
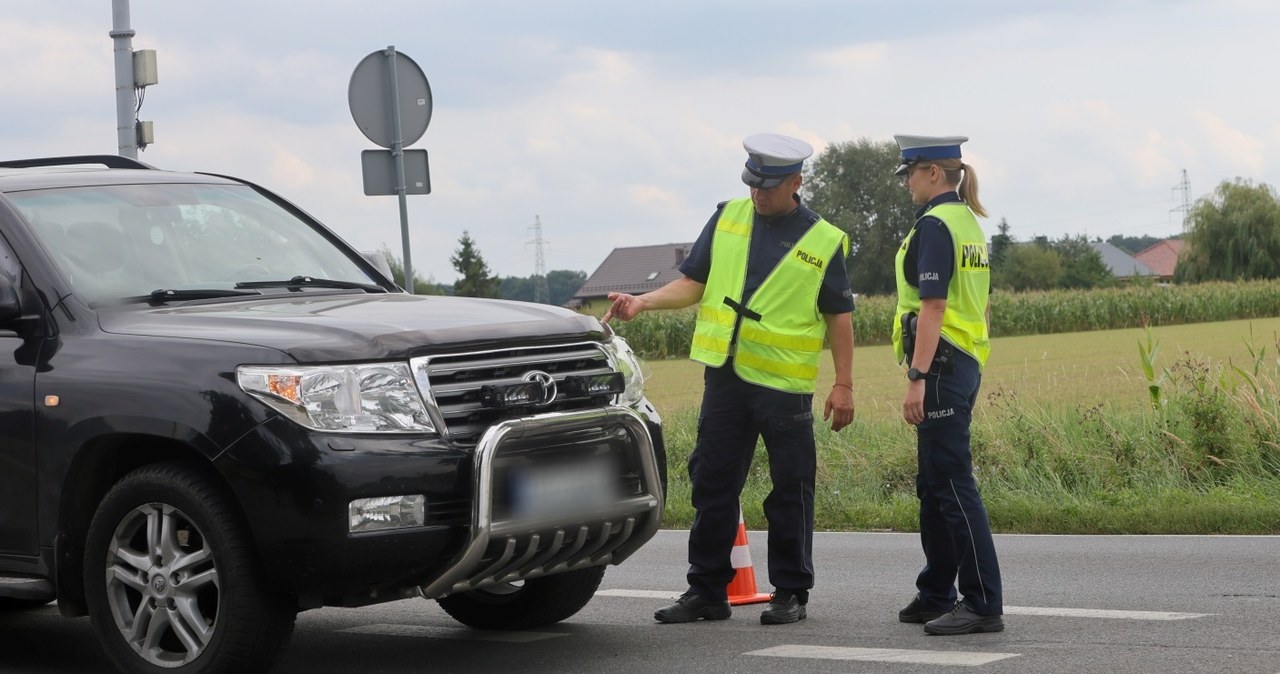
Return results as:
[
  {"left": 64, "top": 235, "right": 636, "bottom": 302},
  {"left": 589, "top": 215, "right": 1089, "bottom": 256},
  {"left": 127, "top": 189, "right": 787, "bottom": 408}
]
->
[{"left": 726, "top": 507, "right": 771, "bottom": 605}]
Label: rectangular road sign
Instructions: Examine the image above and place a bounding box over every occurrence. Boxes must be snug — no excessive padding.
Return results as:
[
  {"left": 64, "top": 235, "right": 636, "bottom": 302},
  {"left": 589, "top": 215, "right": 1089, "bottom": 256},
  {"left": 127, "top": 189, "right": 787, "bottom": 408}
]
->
[{"left": 361, "top": 149, "right": 430, "bottom": 196}]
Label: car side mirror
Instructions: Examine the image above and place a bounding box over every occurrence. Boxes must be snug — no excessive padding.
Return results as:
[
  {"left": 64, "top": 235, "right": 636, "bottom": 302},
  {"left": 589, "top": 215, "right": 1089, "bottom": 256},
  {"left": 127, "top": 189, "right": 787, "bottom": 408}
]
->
[
  {"left": 360, "top": 251, "right": 395, "bottom": 283},
  {"left": 0, "top": 274, "right": 20, "bottom": 323}
]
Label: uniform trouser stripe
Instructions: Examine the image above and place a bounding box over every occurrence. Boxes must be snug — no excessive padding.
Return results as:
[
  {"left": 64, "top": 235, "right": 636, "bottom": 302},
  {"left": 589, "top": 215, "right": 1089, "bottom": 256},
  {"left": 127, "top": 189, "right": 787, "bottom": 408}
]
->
[
  {"left": 949, "top": 478, "right": 989, "bottom": 606},
  {"left": 914, "top": 355, "right": 1002, "bottom": 615}
]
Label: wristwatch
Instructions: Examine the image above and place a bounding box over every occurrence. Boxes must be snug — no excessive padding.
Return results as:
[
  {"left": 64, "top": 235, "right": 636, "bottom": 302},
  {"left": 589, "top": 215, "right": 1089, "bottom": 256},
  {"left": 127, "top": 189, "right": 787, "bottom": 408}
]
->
[{"left": 906, "top": 367, "right": 926, "bottom": 381}]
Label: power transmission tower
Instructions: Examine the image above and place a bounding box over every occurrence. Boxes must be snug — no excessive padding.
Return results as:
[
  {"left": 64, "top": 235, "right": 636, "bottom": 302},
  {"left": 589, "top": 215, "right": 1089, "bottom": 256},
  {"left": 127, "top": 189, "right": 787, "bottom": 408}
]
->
[
  {"left": 1171, "top": 169, "right": 1192, "bottom": 233},
  {"left": 528, "top": 215, "right": 550, "bottom": 304}
]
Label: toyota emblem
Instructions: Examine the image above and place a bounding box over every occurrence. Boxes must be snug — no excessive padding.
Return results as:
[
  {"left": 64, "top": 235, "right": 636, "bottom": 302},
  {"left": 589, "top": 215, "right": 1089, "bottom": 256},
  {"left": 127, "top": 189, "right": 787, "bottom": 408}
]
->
[{"left": 522, "top": 370, "right": 557, "bottom": 406}]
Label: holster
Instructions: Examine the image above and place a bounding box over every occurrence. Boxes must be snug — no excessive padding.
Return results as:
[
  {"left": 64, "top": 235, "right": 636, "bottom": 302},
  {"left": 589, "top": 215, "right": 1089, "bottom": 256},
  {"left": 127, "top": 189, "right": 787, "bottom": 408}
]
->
[
  {"left": 900, "top": 312, "right": 917, "bottom": 363},
  {"left": 901, "top": 311, "right": 956, "bottom": 374}
]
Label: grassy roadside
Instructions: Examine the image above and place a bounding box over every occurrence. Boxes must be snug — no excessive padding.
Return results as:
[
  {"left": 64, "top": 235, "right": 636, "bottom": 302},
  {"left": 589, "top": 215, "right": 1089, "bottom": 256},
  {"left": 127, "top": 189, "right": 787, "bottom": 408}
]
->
[{"left": 644, "top": 317, "right": 1280, "bottom": 534}]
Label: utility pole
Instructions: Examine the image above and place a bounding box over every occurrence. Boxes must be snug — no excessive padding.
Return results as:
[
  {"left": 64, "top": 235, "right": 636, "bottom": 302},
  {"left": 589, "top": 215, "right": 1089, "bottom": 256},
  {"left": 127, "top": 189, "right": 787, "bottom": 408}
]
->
[
  {"left": 1171, "top": 169, "right": 1192, "bottom": 233},
  {"left": 528, "top": 216, "right": 549, "bottom": 304},
  {"left": 110, "top": 0, "right": 158, "bottom": 158}
]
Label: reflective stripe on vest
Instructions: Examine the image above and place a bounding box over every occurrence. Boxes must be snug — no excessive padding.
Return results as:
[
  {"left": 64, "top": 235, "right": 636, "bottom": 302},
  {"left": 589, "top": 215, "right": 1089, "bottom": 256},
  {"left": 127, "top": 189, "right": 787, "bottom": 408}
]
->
[
  {"left": 892, "top": 201, "right": 991, "bottom": 368},
  {"left": 690, "top": 198, "right": 849, "bottom": 393}
]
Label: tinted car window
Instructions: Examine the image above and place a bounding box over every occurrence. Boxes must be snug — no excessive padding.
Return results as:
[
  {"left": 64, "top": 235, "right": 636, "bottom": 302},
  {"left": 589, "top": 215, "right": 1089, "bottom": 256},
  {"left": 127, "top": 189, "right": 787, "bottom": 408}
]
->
[{"left": 8, "top": 183, "right": 373, "bottom": 303}]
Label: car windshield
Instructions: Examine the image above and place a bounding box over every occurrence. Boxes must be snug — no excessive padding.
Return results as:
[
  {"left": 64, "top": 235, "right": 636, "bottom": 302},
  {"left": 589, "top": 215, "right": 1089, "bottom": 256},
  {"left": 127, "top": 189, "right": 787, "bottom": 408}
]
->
[{"left": 8, "top": 182, "right": 377, "bottom": 304}]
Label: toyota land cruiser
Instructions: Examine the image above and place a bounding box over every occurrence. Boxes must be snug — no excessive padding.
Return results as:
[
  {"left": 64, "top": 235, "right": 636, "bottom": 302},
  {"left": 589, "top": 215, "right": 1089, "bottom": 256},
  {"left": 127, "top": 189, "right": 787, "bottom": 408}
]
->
[{"left": 0, "top": 155, "right": 665, "bottom": 673}]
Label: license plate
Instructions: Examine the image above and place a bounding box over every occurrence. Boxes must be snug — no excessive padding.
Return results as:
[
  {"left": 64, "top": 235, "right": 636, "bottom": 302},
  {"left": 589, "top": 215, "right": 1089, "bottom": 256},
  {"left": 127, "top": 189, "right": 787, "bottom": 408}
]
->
[{"left": 506, "top": 458, "right": 620, "bottom": 520}]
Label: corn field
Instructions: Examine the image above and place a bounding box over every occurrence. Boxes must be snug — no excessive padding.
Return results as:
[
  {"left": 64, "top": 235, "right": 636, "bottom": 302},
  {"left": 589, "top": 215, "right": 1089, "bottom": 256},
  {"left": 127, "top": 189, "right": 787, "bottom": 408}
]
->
[{"left": 606, "top": 279, "right": 1280, "bottom": 359}]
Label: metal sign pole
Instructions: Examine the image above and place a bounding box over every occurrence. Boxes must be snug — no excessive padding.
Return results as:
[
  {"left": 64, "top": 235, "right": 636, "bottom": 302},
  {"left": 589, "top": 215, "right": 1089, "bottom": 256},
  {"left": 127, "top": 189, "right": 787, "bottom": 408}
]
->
[
  {"left": 384, "top": 45, "right": 414, "bottom": 293},
  {"left": 350, "top": 47, "right": 431, "bottom": 294}
]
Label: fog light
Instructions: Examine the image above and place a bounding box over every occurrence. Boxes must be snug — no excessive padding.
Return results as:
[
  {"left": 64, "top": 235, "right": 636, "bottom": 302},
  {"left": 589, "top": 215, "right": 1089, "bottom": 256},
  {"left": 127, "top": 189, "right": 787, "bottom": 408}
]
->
[{"left": 349, "top": 495, "right": 426, "bottom": 533}]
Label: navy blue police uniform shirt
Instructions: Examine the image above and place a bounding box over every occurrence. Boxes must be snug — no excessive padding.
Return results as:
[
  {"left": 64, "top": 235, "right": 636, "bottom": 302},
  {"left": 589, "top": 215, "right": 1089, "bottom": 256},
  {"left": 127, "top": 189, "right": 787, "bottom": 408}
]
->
[
  {"left": 679, "top": 195, "right": 855, "bottom": 314},
  {"left": 904, "top": 191, "right": 963, "bottom": 299}
]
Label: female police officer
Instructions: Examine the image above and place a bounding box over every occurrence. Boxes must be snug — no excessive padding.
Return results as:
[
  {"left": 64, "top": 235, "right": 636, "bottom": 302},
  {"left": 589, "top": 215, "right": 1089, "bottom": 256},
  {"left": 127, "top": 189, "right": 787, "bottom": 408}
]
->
[{"left": 890, "top": 135, "right": 1003, "bottom": 635}]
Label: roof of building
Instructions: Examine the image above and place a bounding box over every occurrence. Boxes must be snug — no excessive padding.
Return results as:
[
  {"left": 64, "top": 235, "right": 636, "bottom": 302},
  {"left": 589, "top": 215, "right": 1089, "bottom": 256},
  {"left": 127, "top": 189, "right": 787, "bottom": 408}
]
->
[
  {"left": 1089, "top": 241, "right": 1156, "bottom": 277},
  {"left": 1133, "top": 238, "right": 1186, "bottom": 278},
  {"left": 572, "top": 242, "right": 695, "bottom": 300}
]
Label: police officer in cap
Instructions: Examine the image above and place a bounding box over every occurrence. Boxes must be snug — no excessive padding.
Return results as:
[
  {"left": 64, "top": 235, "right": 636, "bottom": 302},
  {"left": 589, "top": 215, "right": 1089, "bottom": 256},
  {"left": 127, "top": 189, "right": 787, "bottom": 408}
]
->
[
  {"left": 603, "top": 133, "right": 856, "bottom": 625},
  {"left": 891, "top": 134, "right": 1004, "bottom": 635}
]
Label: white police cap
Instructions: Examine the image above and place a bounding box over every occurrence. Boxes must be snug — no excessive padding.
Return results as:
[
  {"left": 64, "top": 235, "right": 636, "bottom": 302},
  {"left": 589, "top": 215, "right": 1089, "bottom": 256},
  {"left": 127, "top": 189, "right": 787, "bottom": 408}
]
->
[
  {"left": 741, "top": 133, "right": 813, "bottom": 189},
  {"left": 893, "top": 134, "right": 969, "bottom": 175}
]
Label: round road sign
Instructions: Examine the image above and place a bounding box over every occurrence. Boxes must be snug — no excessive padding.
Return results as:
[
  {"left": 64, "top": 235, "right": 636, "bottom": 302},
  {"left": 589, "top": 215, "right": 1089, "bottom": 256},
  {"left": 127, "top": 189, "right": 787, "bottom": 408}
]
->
[{"left": 348, "top": 49, "right": 432, "bottom": 148}]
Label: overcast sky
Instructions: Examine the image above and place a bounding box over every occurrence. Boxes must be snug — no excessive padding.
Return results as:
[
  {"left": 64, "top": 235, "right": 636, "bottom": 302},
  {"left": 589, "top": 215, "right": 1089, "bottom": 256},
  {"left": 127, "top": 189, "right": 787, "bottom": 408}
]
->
[{"left": 3, "top": 1, "right": 1275, "bottom": 286}]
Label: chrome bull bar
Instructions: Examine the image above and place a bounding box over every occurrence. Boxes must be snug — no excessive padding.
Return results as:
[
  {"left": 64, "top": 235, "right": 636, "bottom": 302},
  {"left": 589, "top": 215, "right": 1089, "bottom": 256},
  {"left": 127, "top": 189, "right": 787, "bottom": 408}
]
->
[{"left": 418, "top": 406, "right": 663, "bottom": 599}]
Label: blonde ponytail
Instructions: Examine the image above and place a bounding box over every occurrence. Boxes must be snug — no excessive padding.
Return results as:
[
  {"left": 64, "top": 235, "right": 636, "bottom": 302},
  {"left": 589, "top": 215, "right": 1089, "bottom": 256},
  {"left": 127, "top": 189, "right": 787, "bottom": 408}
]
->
[{"left": 957, "top": 162, "right": 987, "bottom": 218}]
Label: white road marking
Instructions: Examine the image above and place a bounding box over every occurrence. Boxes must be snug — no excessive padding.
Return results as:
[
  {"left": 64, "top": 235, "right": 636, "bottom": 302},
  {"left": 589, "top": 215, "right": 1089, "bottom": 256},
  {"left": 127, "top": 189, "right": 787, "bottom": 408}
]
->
[
  {"left": 599, "top": 591, "right": 1212, "bottom": 620},
  {"left": 1004, "top": 606, "right": 1210, "bottom": 620},
  {"left": 339, "top": 624, "right": 566, "bottom": 642},
  {"left": 747, "top": 645, "right": 1020, "bottom": 666},
  {"left": 596, "top": 589, "right": 684, "bottom": 599}
]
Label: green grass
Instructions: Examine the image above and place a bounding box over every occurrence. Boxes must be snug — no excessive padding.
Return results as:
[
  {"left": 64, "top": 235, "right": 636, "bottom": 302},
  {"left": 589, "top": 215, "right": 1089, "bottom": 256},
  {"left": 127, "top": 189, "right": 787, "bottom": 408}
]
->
[{"left": 645, "top": 317, "right": 1280, "bottom": 534}]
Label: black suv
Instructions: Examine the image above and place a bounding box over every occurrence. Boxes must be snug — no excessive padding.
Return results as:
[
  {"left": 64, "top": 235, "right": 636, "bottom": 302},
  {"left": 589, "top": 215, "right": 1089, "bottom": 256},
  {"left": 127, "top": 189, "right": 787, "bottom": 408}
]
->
[{"left": 0, "top": 156, "right": 665, "bottom": 673}]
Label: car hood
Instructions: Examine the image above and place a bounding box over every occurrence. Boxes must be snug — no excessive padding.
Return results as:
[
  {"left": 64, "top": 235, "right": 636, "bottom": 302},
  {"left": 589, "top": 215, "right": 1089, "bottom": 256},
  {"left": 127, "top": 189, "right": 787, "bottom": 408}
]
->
[{"left": 97, "top": 293, "right": 606, "bottom": 362}]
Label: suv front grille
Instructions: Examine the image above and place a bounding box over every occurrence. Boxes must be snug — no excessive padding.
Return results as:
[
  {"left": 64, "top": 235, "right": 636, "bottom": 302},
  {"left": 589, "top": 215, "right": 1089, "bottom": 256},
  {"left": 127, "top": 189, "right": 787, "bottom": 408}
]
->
[{"left": 411, "top": 342, "right": 616, "bottom": 446}]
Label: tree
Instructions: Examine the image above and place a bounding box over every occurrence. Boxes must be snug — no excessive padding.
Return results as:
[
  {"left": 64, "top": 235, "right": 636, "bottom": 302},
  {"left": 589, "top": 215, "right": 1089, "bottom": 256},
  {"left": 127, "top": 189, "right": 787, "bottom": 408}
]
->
[
  {"left": 804, "top": 138, "right": 917, "bottom": 295},
  {"left": 451, "top": 231, "right": 500, "bottom": 298},
  {"left": 990, "top": 218, "right": 1014, "bottom": 268},
  {"left": 499, "top": 275, "right": 533, "bottom": 302},
  {"left": 993, "top": 242, "right": 1063, "bottom": 291},
  {"left": 1106, "top": 234, "right": 1163, "bottom": 256},
  {"left": 1052, "top": 235, "right": 1114, "bottom": 289},
  {"left": 497, "top": 269, "right": 587, "bottom": 305},
  {"left": 1175, "top": 179, "right": 1280, "bottom": 283},
  {"left": 379, "top": 246, "right": 446, "bottom": 295},
  {"left": 546, "top": 269, "right": 587, "bottom": 306}
]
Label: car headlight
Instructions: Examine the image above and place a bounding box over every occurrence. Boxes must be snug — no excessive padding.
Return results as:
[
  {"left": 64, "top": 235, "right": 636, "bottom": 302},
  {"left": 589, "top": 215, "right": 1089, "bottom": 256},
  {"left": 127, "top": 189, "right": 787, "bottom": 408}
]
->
[
  {"left": 602, "top": 334, "right": 647, "bottom": 407},
  {"left": 237, "top": 363, "right": 435, "bottom": 433}
]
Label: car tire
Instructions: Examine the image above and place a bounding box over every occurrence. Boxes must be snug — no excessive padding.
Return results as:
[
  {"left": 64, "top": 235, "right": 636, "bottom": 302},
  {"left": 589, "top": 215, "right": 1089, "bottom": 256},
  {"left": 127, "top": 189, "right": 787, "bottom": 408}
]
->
[
  {"left": 83, "top": 463, "right": 296, "bottom": 674},
  {"left": 436, "top": 565, "right": 606, "bottom": 630}
]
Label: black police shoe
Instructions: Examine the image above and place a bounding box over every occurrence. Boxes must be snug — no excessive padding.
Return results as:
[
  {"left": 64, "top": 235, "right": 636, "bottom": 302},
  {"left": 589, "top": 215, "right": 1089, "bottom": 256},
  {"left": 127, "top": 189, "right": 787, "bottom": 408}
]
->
[
  {"left": 760, "top": 590, "right": 807, "bottom": 625},
  {"left": 898, "top": 593, "right": 950, "bottom": 623},
  {"left": 923, "top": 603, "right": 1005, "bottom": 635},
  {"left": 654, "top": 591, "right": 732, "bottom": 623}
]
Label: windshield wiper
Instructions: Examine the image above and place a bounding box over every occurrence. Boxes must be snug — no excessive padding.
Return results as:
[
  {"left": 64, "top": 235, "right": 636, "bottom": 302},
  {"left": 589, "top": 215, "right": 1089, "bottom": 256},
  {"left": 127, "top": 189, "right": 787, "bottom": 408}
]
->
[
  {"left": 234, "top": 275, "right": 386, "bottom": 293},
  {"left": 119, "top": 288, "right": 265, "bottom": 305}
]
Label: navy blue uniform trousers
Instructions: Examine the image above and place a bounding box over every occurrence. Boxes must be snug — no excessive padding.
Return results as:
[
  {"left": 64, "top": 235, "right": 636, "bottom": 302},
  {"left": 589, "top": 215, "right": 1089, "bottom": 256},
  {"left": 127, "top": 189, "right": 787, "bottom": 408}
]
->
[
  {"left": 686, "top": 362, "right": 816, "bottom": 602},
  {"left": 915, "top": 351, "right": 1003, "bottom": 616}
]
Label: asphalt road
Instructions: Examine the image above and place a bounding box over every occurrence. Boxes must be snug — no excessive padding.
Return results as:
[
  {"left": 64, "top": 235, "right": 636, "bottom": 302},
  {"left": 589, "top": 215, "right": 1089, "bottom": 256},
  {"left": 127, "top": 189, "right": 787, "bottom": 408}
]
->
[{"left": 4, "top": 530, "right": 1278, "bottom": 673}]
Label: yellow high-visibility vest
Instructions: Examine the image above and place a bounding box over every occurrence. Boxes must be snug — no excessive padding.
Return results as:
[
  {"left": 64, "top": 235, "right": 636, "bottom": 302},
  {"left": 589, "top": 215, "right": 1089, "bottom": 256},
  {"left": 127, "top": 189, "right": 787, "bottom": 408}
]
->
[
  {"left": 892, "top": 201, "right": 991, "bottom": 368},
  {"left": 690, "top": 198, "right": 849, "bottom": 393}
]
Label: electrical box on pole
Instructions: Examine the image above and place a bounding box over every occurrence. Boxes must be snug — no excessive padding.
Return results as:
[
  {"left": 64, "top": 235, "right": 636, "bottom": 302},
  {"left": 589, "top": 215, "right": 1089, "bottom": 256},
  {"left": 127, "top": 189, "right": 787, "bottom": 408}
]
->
[{"left": 133, "top": 49, "right": 158, "bottom": 87}]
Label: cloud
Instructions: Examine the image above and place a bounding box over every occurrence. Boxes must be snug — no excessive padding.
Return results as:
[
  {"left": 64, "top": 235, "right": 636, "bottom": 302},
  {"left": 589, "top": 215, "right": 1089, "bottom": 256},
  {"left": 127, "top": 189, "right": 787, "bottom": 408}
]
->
[
  {"left": 7, "top": 1, "right": 1280, "bottom": 283},
  {"left": 1192, "top": 111, "right": 1264, "bottom": 176}
]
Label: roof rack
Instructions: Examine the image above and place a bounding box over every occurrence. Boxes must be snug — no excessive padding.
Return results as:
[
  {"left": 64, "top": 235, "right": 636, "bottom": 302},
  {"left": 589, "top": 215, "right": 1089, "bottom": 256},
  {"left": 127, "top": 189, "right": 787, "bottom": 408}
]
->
[{"left": 0, "top": 155, "right": 156, "bottom": 170}]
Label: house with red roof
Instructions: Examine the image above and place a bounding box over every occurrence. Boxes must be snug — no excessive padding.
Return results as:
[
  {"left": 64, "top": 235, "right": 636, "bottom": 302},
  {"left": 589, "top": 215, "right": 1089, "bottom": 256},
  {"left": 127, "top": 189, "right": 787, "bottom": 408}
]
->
[{"left": 1133, "top": 239, "right": 1185, "bottom": 281}]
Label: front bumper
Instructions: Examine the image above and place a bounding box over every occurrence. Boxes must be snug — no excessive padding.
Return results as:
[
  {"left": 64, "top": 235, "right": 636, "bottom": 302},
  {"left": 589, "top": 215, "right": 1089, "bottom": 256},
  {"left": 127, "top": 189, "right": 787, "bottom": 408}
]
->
[{"left": 220, "top": 404, "right": 663, "bottom": 607}]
